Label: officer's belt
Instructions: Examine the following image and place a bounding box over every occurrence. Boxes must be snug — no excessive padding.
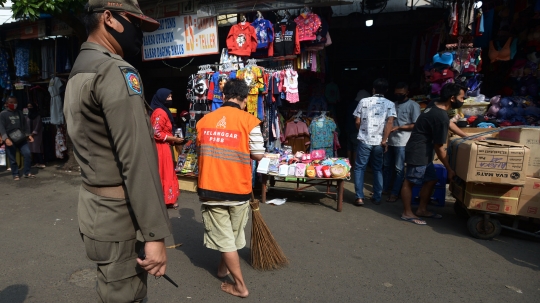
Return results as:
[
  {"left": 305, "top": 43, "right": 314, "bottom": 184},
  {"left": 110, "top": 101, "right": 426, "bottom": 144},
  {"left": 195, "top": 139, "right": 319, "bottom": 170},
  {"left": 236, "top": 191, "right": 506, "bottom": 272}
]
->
[{"left": 82, "top": 183, "right": 125, "bottom": 199}]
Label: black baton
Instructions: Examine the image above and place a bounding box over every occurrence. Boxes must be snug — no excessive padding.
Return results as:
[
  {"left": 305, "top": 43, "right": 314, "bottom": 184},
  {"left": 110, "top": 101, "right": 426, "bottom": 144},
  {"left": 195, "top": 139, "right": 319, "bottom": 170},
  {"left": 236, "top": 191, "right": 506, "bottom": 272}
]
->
[{"left": 138, "top": 243, "right": 178, "bottom": 288}]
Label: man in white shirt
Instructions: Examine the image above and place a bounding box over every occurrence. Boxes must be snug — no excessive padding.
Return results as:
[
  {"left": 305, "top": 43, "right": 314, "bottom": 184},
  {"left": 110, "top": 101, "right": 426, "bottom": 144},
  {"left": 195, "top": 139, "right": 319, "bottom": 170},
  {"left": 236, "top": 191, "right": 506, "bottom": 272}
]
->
[{"left": 352, "top": 78, "right": 397, "bottom": 206}]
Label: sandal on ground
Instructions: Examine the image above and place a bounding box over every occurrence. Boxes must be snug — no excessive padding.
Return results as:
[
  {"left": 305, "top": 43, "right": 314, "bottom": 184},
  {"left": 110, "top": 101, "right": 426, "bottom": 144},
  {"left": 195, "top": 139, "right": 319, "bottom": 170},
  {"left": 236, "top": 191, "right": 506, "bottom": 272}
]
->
[
  {"left": 167, "top": 203, "right": 179, "bottom": 209},
  {"left": 370, "top": 198, "right": 381, "bottom": 205},
  {"left": 353, "top": 198, "right": 364, "bottom": 206},
  {"left": 13, "top": 176, "right": 20, "bottom": 181},
  {"left": 401, "top": 216, "right": 427, "bottom": 225},
  {"left": 23, "top": 174, "right": 36, "bottom": 179},
  {"left": 36, "top": 164, "right": 46, "bottom": 169},
  {"left": 417, "top": 212, "right": 443, "bottom": 219},
  {"left": 386, "top": 195, "right": 399, "bottom": 202}
]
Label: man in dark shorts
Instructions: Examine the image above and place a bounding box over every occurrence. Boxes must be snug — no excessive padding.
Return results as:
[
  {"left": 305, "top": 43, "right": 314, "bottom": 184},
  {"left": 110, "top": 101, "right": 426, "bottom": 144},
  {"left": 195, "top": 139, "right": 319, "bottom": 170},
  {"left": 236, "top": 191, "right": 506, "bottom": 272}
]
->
[{"left": 400, "top": 83, "right": 464, "bottom": 225}]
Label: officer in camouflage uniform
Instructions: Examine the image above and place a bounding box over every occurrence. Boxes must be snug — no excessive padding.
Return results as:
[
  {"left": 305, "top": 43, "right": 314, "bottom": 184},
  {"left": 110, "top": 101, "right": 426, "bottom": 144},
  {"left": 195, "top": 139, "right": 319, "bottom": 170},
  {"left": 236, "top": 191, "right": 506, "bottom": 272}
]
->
[{"left": 64, "top": 1, "right": 172, "bottom": 301}]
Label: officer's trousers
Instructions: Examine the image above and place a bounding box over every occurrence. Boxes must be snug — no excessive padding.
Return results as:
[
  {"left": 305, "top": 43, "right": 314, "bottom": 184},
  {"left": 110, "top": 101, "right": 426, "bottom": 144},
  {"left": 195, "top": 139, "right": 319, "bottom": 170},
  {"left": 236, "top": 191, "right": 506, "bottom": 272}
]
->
[{"left": 82, "top": 235, "right": 147, "bottom": 303}]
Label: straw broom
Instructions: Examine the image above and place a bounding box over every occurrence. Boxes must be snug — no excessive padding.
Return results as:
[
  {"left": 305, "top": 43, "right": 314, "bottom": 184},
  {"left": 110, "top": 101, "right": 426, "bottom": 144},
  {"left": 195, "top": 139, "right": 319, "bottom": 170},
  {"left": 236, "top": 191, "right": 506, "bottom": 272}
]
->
[{"left": 250, "top": 193, "right": 288, "bottom": 270}]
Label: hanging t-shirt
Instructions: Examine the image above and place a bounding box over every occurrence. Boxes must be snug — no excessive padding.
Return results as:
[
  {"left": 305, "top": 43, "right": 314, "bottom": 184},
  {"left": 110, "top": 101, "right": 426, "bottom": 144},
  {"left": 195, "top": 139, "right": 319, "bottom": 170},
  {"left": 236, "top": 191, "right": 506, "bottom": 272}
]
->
[
  {"left": 251, "top": 18, "right": 274, "bottom": 49},
  {"left": 14, "top": 45, "right": 30, "bottom": 77},
  {"left": 293, "top": 12, "right": 322, "bottom": 42},
  {"left": 309, "top": 116, "right": 336, "bottom": 156},
  {"left": 273, "top": 21, "right": 300, "bottom": 56},
  {"left": 49, "top": 77, "right": 64, "bottom": 125},
  {"left": 226, "top": 22, "right": 258, "bottom": 56}
]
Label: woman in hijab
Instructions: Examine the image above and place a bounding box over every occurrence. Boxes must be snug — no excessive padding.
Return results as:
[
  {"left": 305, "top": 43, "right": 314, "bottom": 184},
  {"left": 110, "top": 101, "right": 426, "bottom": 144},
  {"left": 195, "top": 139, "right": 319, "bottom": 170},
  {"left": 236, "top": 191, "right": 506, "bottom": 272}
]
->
[
  {"left": 26, "top": 102, "right": 45, "bottom": 168},
  {"left": 150, "top": 88, "right": 183, "bottom": 209}
]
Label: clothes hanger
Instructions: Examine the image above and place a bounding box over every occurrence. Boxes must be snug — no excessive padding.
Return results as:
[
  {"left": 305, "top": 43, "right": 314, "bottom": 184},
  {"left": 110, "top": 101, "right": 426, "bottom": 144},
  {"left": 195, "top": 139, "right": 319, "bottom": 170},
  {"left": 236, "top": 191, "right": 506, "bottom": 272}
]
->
[
  {"left": 239, "top": 13, "right": 247, "bottom": 25},
  {"left": 256, "top": 11, "right": 263, "bottom": 20}
]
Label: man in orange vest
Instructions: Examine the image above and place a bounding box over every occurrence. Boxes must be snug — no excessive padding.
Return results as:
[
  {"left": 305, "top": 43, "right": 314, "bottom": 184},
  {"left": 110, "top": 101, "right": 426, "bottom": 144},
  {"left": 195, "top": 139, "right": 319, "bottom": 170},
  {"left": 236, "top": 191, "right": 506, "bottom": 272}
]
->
[{"left": 196, "top": 78, "right": 264, "bottom": 298}]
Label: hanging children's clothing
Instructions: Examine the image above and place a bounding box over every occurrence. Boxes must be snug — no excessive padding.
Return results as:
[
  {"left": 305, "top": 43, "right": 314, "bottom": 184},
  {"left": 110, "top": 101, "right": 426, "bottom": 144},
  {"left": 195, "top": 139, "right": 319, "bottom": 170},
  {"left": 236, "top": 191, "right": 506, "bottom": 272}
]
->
[
  {"left": 293, "top": 12, "right": 322, "bottom": 42},
  {"left": 236, "top": 66, "right": 264, "bottom": 118},
  {"left": 226, "top": 22, "right": 258, "bottom": 56},
  {"left": 273, "top": 21, "right": 301, "bottom": 56},
  {"left": 309, "top": 116, "right": 336, "bottom": 156},
  {"left": 285, "top": 120, "right": 310, "bottom": 153},
  {"left": 283, "top": 69, "right": 299, "bottom": 103},
  {"left": 251, "top": 18, "right": 274, "bottom": 49}
]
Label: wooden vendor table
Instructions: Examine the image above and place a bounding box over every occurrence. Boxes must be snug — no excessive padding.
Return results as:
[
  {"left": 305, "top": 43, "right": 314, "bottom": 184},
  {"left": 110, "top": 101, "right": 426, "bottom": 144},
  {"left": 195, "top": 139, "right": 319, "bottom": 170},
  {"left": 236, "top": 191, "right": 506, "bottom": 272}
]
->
[{"left": 261, "top": 174, "right": 346, "bottom": 212}]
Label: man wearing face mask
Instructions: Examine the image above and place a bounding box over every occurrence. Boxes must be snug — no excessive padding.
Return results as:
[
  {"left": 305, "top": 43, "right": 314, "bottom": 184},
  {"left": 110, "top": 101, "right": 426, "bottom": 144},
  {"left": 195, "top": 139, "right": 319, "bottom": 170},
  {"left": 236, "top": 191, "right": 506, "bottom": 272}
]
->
[
  {"left": 196, "top": 79, "right": 264, "bottom": 298},
  {"left": 400, "top": 83, "right": 464, "bottom": 225},
  {"left": 0, "top": 97, "right": 35, "bottom": 180},
  {"left": 383, "top": 82, "right": 421, "bottom": 203},
  {"left": 64, "top": 1, "right": 172, "bottom": 301}
]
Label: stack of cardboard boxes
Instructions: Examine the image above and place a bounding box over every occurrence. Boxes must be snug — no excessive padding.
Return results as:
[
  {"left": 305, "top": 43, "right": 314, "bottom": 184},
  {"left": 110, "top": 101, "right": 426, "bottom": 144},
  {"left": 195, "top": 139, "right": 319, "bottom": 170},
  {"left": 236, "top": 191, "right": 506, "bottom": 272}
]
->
[{"left": 449, "top": 128, "right": 540, "bottom": 219}]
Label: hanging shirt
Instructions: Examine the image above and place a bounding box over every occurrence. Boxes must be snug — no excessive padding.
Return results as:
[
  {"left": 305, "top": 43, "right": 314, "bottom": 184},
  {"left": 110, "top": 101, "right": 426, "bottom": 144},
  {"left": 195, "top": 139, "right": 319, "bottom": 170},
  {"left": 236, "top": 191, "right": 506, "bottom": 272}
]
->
[
  {"left": 294, "top": 12, "right": 322, "bottom": 42},
  {"left": 309, "top": 116, "right": 336, "bottom": 156},
  {"left": 273, "top": 21, "right": 301, "bottom": 56},
  {"left": 226, "top": 22, "right": 258, "bottom": 56},
  {"left": 49, "top": 77, "right": 64, "bottom": 125},
  {"left": 251, "top": 18, "right": 274, "bottom": 49}
]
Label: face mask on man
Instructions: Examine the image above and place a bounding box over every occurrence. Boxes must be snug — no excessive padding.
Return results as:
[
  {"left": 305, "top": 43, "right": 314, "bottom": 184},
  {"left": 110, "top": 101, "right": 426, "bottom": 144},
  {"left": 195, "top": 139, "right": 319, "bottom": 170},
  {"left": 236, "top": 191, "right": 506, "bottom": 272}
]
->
[
  {"left": 451, "top": 96, "right": 465, "bottom": 109},
  {"left": 7, "top": 103, "right": 16, "bottom": 110},
  {"left": 107, "top": 13, "right": 143, "bottom": 58},
  {"left": 394, "top": 94, "right": 408, "bottom": 103}
]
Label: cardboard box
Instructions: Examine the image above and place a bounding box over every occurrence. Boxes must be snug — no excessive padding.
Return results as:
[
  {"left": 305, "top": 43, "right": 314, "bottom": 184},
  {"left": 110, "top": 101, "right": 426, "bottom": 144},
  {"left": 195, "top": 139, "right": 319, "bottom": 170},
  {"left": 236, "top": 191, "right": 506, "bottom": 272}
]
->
[
  {"left": 517, "top": 177, "right": 540, "bottom": 218},
  {"left": 178, "top": 175, "right": 197, "bottom": 192},
  {"left": 498, "top": 128, "right": 540, "bottom": 178},
  {"left": 450, "top": 139, "right": 530, "bottom": 185},
  {"left": 450, "top": 181, "right": 521, "bottom": 215},
  {"left": 435, "top": 129, "right": 497, "bottom": 164}
]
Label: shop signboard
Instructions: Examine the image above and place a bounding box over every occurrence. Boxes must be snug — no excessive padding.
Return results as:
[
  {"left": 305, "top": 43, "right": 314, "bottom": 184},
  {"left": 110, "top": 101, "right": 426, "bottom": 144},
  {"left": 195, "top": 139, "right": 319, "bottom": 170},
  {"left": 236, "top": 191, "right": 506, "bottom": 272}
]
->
[
  {"left": 51, "top": 20, "right": 74, "bottom": 36},
  {"left": 20, "top": 21, "right": 46, "bottom": 40},
  {"left": 142, "top": 14, "right": 219, "bottom": 61}
]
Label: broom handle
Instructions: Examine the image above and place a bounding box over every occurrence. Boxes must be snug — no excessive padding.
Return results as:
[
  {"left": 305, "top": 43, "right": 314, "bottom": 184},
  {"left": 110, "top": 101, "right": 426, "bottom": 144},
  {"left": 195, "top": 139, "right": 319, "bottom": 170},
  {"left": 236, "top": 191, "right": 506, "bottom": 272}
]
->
[{"left": 251, "top": 192, "right": 256, "bottom": 202}]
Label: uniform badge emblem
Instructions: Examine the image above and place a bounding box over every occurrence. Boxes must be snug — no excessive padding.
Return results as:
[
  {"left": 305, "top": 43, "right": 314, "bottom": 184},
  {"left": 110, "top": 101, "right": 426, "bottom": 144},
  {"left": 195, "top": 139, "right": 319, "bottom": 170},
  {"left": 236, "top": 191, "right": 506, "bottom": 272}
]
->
[{"left": 119, "top": 66, "right": 143, "bottom": 96}]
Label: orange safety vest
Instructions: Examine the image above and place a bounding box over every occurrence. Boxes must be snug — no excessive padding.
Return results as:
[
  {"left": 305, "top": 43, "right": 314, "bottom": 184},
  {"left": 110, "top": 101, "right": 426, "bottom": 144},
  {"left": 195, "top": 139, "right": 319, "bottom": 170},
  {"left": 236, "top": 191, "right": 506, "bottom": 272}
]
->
[{"left": 196, "top": 105, "right": 261, "bottom": 201}]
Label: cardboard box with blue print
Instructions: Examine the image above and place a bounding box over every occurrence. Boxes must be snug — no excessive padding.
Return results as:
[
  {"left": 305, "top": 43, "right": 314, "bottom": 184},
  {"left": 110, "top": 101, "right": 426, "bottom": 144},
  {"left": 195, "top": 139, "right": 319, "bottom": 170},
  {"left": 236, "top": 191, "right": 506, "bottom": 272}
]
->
[
  {"left": 450, "top": 139, "right": 530, "bottom": 186},
  {"left": 498, "top": 128, "right": 540, "bottom": 178}
]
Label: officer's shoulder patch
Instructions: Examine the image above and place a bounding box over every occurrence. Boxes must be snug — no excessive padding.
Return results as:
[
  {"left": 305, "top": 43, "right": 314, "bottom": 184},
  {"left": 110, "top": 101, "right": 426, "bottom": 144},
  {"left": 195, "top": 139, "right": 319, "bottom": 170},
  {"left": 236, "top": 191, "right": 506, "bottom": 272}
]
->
[{"left": 119, "top": 66, "right": 142, "bottom": 96}]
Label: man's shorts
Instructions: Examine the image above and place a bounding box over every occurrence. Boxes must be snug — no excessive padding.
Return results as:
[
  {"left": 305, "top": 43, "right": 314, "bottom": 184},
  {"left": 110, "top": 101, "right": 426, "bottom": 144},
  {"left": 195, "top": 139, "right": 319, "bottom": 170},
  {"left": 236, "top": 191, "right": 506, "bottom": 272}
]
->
[
  {"left": 201, "top": 202, "right": 250, "bottom": 253},
  {"left": 405, "top": 163, "right": 439, "bottom": 185}
]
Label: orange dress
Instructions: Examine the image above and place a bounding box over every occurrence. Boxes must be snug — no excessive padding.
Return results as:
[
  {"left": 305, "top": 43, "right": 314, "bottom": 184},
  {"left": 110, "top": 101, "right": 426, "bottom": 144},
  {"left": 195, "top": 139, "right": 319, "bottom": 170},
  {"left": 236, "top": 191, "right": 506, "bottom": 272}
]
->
[{"left": 151, "top": 108, "right": 180, "bottom": 206}]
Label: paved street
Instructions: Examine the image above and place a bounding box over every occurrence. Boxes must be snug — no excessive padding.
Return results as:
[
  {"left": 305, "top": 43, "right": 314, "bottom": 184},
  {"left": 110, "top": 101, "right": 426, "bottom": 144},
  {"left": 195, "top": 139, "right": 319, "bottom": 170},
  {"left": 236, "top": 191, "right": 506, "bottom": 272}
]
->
[{"left": 1, "top": 166, "right": 539, "bottom": 303}]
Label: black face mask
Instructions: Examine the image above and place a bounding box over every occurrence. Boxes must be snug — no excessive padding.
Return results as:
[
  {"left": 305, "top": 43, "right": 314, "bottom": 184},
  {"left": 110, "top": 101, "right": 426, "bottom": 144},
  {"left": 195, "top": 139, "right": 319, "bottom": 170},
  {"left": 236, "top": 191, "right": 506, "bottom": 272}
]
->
[
  {"left": 451, "top": 99, "right": 465, "bottom": 109},
  {"left": 164, "top": 101, "right": 173, "bottom": 107},
  {"left": 394, "top": 94, "right": 408, "bottom": 103},
  {"left": 107, "top": 13, "right": 143, "bottom": 58}
]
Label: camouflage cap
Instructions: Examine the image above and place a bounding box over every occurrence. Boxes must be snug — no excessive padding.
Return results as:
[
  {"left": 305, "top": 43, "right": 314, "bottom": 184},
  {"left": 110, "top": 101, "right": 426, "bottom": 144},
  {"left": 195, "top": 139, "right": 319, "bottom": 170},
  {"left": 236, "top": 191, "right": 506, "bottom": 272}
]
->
[{"left": 87, "top": 0, "right": 160, "bottom": 32}]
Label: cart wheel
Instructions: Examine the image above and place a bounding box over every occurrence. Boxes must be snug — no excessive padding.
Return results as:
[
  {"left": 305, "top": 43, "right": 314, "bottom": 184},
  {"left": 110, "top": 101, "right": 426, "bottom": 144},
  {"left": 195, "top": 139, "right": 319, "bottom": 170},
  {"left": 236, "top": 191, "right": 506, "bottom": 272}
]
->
[
  {"left": 467, "top": 215, "right": 502, "bottom": 240},
  {"left": 453, "top": 201, "right": 469, "bottom": 219}
]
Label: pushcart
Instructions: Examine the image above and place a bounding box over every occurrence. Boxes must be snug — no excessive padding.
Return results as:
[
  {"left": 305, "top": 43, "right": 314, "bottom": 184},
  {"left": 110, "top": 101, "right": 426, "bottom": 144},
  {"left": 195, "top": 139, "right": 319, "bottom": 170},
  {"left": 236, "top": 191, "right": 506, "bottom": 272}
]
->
[
  {"left": 449, "top": 126, "right": 540, "bottom": 240},
  {"left": 452, "top": 199, "right": 540, "bottom": 240}
]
